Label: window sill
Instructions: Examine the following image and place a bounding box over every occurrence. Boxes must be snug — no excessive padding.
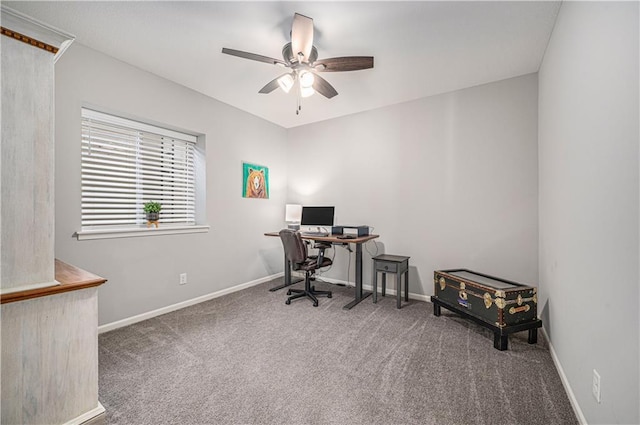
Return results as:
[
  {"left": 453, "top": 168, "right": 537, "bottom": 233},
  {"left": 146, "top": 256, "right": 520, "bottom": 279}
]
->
[{"left": 75, "top": 225, "right": 210, "bottom": 241}]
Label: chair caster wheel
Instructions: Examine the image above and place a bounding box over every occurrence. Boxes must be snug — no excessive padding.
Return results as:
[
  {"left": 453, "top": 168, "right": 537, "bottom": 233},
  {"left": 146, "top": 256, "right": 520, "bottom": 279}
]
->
[
  {"left": 287, "top": 290, "right": 292, "bottom": 295},
  {"left": 285, "top": 299, "right": 291, "bottom": 305},
  {"left": 313, "top": 302, "right": 318, "bottom": 307},
  {"left": 327, "top": 294, "right": 332, "bottom": 298}
]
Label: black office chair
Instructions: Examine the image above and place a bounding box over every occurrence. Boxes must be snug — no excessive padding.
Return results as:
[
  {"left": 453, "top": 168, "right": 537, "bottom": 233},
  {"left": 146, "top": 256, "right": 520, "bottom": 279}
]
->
[{"left": 279, "top": 229, "right": 332, "bottom": 307}]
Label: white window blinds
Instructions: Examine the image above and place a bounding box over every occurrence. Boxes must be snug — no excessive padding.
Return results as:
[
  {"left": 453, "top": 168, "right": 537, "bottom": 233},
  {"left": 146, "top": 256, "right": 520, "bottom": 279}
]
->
[{"left": 81, "top": 109, "right": 197, "bottom": 229}]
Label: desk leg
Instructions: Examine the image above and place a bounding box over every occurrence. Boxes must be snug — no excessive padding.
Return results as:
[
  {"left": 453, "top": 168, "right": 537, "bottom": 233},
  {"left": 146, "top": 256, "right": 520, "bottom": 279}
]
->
[
  {"left": 269, "top": 256, "right": 303, "bottom": 292},
  {"left": 404, "top": 270, "right": 409, "bottom": 302},
  {"left": 342, "top": 242, "right": 372, "bottom": 309}
]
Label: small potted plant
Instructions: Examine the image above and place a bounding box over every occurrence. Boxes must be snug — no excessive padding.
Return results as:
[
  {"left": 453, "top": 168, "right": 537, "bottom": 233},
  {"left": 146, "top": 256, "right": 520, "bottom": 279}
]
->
[{"left": 143, "top": 201, "right": 161, "bottom": 228}]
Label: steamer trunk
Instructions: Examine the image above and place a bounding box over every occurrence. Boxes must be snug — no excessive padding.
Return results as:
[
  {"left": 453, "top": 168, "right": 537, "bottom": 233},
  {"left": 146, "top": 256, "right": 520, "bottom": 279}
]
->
[{"left": 431, "top": 269, "right": 542, "bottom": 350}]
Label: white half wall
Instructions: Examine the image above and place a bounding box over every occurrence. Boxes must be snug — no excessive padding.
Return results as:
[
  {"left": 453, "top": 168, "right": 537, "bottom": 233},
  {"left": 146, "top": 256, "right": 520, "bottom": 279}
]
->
[
  {"left": 287, "top": 74, "right": 539, "bottom": 295},
  {"left": 538, "top": 2, "right": 639, "bottom": 424},
  {"left": 2, "top": 289, "right": 100, "bottom": 424},
  {"left": 54, "top": 43, "right": 288, "bottom": 326}
]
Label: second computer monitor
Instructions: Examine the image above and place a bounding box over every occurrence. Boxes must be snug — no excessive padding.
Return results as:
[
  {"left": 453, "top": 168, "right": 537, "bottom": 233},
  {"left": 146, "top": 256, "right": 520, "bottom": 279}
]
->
[{"left": 300, "top": 206, "right": 335, "bottom": 227}]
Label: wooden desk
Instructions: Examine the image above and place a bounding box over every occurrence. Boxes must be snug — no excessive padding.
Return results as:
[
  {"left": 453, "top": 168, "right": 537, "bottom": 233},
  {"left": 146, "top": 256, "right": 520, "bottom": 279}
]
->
[{"left": 265, "top": 232, "right": 380, "bottom": 309}]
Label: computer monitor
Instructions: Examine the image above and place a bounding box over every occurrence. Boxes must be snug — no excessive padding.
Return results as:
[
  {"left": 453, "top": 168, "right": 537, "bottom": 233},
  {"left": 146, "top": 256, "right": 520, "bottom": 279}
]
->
[{"left": 300, "top": 206, "right": 335, "bottom": 227}]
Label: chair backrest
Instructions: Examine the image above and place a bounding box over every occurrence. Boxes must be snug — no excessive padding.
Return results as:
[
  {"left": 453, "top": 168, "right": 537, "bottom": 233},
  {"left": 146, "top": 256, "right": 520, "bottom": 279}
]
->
[{"left": 279, "top": 229, "right": 307, "bottom": 268}]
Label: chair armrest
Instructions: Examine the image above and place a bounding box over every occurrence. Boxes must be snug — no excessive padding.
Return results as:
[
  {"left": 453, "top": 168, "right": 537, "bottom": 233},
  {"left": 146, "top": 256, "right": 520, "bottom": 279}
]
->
[{"left": 313, "top": 242, "right": 331, "bottom": 268}]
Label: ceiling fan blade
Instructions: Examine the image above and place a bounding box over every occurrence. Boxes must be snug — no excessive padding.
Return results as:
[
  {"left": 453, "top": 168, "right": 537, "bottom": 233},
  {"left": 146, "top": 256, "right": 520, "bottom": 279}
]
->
[
  {"left": 314, "top": 56, "right": 374, "bottom": 72},
  {"left": 291, "top": 13, "right": 314, "bottom": 63},
  {"left": 258, "top": 74, "right": 289, "bottom": 94},
  {"left": 258, "top": 78, "right": 280, "bottom": 94},
  {"left": 221, "top": 48, "right": 287, "bottom": 66},
  {"left": 312, "top": 74, "right": 338, "bottom": 99}
]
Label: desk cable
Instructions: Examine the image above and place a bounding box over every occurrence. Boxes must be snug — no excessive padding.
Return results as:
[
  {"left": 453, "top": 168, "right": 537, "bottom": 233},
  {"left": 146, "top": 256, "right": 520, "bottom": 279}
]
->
[
  {"left": 335, "top": 235, "right": 380, "bottom": 289},
  {"left": 311, "top": 243, "right": 353, "bottom": 288},
  {"left": 365, "top": 226, "right": 380, "bottom": 258},
  {"left": 311, "top": 244, "right": 336, "bottom": 279},
  {"left": 311, "top": 235, "right": 380, "bottom": 289}
]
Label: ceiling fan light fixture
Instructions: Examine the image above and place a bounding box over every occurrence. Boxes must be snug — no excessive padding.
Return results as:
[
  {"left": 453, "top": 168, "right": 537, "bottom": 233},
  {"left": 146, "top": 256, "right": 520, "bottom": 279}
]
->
[
  {"left": 277, "top": 73, "right": 294, "bottom": 93},
  {"left": 299, "top": 71, "right": 315, "bottom": 88},
  {"left": 300, "top": 85, "right": 315, "bottom": 98},
  {"left": 221, "top": 13, "right": 374, "bottom": 115}
]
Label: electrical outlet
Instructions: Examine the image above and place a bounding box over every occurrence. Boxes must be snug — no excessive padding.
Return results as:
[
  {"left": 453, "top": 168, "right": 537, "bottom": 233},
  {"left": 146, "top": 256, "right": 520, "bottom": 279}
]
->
[
  {"left": 592, "top": 369, "right": 601, "bottom": 403},
  {"left": 179, "top": 273, "right": 187, "bottom": 285}
]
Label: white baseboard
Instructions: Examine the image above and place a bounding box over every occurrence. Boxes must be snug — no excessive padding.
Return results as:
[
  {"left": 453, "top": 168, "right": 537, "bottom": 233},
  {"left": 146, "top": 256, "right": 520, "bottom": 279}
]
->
[
  {"left": 64, "top": 402, "right": 105, "bottom": 425},
  {"left": 98, "top": 273, "right": 282, "bottom": 334},
  {"left": 541, "top": 327, "right": 587, "bottom": 425}
]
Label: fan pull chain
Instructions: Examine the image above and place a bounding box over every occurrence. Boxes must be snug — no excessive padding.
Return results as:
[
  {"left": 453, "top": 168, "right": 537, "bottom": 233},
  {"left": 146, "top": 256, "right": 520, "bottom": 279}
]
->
[{"left": 296, "top": 74, "right": 301, "bottom": 115}]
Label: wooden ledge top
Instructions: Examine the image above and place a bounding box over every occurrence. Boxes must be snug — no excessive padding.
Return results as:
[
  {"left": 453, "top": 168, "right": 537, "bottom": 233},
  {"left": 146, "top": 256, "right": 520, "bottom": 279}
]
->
[{"left": 1, "top": 259, "right": 107, "bottom": 304}]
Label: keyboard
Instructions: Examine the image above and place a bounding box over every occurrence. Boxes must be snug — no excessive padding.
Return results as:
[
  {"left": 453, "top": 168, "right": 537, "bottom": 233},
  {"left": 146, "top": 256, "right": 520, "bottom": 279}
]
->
[{"left": 301, "top": 231, "right": 329, "bottom": 237}]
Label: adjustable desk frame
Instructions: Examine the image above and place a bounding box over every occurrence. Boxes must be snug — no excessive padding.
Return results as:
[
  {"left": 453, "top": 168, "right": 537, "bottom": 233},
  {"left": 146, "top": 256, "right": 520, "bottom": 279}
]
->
[{"left": 265, "top": 232, "right": 380, "bottom": 310}]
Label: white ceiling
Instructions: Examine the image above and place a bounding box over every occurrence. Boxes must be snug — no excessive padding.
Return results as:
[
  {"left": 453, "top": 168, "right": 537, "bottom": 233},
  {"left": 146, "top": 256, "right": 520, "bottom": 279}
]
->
[{"left": 5, "top": 1, "right": 561, "bottom": 128}]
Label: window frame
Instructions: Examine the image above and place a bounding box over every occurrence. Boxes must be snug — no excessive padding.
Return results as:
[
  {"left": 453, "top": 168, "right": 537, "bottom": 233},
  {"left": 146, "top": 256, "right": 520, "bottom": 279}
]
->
[{"left": 75, "top": 108, "right": 208, "bottom": 240}]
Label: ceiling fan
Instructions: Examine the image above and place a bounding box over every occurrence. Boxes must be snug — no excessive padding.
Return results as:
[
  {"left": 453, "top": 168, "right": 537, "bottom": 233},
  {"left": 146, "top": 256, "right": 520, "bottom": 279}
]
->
[{"left": 222, "top": 13, "right": 374, "bottom": 114}]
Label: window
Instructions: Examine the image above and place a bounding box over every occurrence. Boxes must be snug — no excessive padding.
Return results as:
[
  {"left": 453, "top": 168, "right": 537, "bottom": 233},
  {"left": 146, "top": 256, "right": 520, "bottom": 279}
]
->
[{"left": 79, "top": 108, "right": 204, "bottom": 238}]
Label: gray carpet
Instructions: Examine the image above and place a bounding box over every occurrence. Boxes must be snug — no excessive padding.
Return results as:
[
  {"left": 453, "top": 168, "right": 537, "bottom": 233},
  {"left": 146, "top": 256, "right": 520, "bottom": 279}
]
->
[{"left": 99, "top": 279, "right": 578, "bottom": 425}]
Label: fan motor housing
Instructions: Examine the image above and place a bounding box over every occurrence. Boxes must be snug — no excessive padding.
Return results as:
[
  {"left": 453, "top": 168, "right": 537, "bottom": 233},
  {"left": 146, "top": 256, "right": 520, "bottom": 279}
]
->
[{"left": 282, "top": 42, "right": 318, "bottom": 65}]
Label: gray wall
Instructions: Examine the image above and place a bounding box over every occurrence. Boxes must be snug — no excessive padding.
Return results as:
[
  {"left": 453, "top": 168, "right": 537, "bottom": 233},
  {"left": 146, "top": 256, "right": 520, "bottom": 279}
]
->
[
  {"left": 538, "top": 2, "right": 639, "bottom": 424},
  {"left": 287, "top": 74, "right": 539, "bottom": 294},
  {"left": 55, "top": 44, "right": 288, "bottom": 326}
]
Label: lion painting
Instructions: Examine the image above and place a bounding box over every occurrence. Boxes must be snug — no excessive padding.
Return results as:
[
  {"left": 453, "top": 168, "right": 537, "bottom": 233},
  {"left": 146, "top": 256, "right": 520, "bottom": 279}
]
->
[{"left": 243, "top": 164, "right": 269, "bottom": 199}]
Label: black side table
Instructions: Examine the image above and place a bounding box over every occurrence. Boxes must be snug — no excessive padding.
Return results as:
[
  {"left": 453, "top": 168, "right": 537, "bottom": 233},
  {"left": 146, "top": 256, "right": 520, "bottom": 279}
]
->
[{"left": 372, "top": 254, "right": 410, "bottom": 309}]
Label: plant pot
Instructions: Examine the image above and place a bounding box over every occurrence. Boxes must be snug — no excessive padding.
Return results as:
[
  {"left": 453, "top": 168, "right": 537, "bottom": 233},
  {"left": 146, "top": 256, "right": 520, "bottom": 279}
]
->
[{"left": 146, "top": 212, "right": 159, "bottom": 222}]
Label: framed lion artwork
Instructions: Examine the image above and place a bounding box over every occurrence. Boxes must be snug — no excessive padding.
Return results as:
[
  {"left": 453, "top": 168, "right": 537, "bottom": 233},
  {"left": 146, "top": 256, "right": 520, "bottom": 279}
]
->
[{"left": 242, "top": 162, "right": 269, "bottom": 199}]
